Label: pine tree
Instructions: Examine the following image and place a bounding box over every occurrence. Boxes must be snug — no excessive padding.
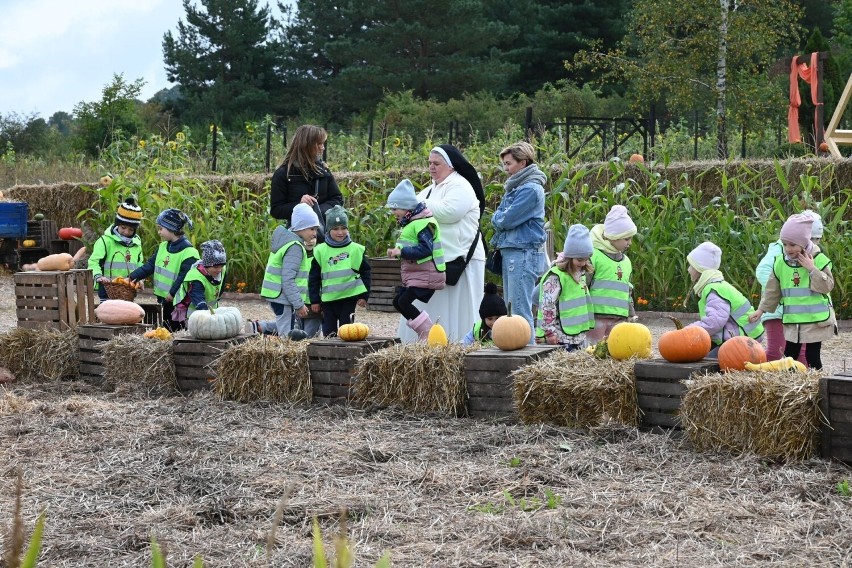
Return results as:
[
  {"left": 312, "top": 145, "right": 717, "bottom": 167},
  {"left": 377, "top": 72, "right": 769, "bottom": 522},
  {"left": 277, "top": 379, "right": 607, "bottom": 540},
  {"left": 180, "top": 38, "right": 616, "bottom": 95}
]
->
[{"left": 163, "top": 0, "right": 280, "bottom": 127}]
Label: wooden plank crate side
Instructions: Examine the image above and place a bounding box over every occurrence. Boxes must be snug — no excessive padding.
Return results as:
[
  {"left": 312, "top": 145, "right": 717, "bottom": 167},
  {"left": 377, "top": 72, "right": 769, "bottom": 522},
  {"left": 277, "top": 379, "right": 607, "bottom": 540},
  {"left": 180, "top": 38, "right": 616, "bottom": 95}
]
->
[{"left": 15, "top": 269, "right": 95, "bottom": 330}]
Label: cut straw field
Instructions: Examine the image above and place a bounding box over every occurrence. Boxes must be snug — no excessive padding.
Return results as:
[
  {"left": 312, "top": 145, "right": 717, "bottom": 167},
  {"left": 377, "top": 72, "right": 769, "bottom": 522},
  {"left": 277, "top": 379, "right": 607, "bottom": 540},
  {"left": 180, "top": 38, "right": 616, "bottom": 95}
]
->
[{"left": 1, "top": 272, "right": 852, "bottom": 566}]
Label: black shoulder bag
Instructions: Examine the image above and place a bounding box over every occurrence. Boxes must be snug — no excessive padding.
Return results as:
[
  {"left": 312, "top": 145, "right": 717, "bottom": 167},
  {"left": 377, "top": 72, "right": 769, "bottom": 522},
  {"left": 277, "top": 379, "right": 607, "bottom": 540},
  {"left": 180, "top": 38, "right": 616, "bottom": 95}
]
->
[{"left": 444, "top": 229, "right": 480, "bottom": 286}]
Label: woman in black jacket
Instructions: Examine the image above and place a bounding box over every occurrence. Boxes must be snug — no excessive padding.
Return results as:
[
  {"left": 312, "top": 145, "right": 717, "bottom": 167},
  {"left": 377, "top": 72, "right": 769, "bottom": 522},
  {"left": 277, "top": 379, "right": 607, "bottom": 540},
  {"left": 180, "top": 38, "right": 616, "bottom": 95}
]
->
[{"left": 269, "top": 125, "right": 344, "bottom": 239}]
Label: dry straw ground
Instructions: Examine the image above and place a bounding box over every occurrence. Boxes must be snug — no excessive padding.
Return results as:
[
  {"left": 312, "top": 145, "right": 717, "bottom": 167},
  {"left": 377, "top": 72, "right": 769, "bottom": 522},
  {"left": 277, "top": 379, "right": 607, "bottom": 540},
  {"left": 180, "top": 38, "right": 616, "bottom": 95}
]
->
[{"left": 1, "top": 273, "right": 852, "bottom": 566}]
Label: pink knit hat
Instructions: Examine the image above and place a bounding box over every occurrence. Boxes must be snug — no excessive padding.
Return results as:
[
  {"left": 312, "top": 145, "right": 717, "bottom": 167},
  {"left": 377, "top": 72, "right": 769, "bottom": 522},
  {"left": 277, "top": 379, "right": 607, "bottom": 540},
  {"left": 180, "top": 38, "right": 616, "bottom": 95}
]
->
[
  {"left": 603, "top": 205, "right": 637, "bottom": 240},
  {"left": 780, "top": 213, "right": 814, "bottom": 252},
  {"left": 687, "top": 241, "right": 722, "bottom": 272}
]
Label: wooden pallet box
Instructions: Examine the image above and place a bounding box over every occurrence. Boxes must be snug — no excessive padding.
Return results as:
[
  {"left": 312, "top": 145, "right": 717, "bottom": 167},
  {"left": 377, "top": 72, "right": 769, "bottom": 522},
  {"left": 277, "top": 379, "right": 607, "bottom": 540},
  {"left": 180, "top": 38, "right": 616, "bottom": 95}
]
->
[
  {"left": 307, "top": 337, "right": 400, "bottom": 405},
  {"left": 173, "top": 334, "right": 252, "bottom": 392},
  {"left": 464, "top": 345, "right": 559, "bottom": 421},
  {"left": 16, "top": 269, "right": 96, "bottom": 330},
  {"left": 77, "top": 323, "right": 152, "bottom": 385},
  {"left": 820, "top": 372, "right": 852, "bottom": 464},
  {"left": 136, "top": 302, "right": 164, "bottom": 327},
  {"left": 633, "top": 358, "right": 720, "bottom": 429},
  {"left": 368, "top": 258, "right": 401, "bottom": 313}
]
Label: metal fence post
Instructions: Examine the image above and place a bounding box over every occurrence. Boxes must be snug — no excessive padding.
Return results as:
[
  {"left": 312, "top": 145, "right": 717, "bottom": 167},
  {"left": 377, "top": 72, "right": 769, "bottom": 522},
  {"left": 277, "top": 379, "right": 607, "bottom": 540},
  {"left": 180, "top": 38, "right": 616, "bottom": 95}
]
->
[
  {"left": 367, "top": 120, "right": 374, "bottom": 169},
  {"left": 211, "top": 124, "right": 218, "bottom": 172},
  {"left": 265, "top": 121, "right": 272, "bottom": 173}
]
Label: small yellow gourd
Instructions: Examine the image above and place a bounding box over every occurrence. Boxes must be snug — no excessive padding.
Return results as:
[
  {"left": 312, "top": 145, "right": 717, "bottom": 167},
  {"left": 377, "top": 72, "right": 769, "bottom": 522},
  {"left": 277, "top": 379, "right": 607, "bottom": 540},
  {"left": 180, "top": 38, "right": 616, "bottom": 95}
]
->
[
  {"left": 339, "top": 314, "right": 369, "bottom": 341},
  {"left": 744, "top": 357, "right": 806, "bottom": 373},
  {"left": 143, "top": 327, "right": 172, "bottom": 340},
  {"left": 22, "top": 239, "right": 36, "bottom": 248},
  {"left": 427, "top": 318, "right": 448, "bottom": 346}
]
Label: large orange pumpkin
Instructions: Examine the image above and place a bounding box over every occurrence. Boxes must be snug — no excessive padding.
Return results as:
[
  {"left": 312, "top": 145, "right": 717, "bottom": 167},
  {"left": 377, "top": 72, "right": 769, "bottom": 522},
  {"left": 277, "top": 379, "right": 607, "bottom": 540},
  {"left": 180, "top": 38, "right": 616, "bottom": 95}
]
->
[
  {"left": 492, "top": 302, "right": 531, "bottom": 351},
  {"left": 718, "top": 336, "right": 767, "bottom": 371},
  {"left": 658, "top": 317, "right": 712, "bottom": 363}
]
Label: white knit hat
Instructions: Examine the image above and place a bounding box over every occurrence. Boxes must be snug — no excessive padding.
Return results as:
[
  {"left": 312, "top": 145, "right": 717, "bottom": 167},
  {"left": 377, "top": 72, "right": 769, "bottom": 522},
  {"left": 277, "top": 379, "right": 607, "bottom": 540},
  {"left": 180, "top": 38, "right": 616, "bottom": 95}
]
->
[
  {"left": 290, "top": 203, "right": 320, "bottom": 232},
  {"left": 687, "top": 241, "right": 722, "bottom": 272},
  {"left": 802, "top": 209, "right": 823, "bottom": 238},
  {"left": 563, "top": 224, "right": 594, "bottom": 258},
  {"left": 603, "top": 205, "right": 637, "bottom": 240}
]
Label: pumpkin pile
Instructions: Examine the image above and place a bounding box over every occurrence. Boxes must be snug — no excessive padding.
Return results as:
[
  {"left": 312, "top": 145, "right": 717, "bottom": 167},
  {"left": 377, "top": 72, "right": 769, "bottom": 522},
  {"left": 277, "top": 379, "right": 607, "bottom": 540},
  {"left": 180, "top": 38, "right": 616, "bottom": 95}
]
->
[
  {"left": 658, "top": 317, "right": 712, "bottom": 363},
  {"left": 143, "top": 327, "right": 172, "bottom": 340},
  {"left": 111, "top": 276, "right": 143, "bottom": 289}
]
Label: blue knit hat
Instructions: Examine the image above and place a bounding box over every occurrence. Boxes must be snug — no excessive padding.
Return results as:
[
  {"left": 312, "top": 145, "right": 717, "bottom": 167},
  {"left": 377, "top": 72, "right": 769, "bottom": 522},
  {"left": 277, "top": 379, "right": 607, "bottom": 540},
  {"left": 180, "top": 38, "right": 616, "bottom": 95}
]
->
[
  {"left": 156, "top": 208, "right": 192, "bottom": 233},
  {"left": 386, "top": 179, "right": 420, "bottom": 210},
  {"left": 563, "top": 224, "right": 594, "bottom": 258}
]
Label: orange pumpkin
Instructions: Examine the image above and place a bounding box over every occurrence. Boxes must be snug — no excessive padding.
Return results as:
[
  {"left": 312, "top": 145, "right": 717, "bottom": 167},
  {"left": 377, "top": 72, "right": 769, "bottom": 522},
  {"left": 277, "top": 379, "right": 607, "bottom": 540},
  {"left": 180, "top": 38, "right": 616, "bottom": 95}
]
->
[
  {"left": 658, "top": 317, "right": 712, "bottom": 363},
  {"left": 339, "top": 322, "right": 369, "bottom": 341},
  {"left": 58, "top": 227, "right": 83, "bottom": 240},
  {"left": 718, "top": 336, "right": 767, "bottom": 371},
  {"left": 629, "top": 153, "right": 644, "bottom": 163},
  {"left": 492, "top": 302, "right": 531, "bottom": 351},
  {"left": 819, "top": 142, "right": 829, "bottom": 153}
]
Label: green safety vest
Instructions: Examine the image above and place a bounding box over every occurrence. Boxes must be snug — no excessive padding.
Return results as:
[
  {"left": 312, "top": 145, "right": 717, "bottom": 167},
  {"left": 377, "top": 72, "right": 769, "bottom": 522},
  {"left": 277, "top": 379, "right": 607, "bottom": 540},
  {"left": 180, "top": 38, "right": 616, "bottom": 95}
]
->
[
  {"left": 153, "top": 241, "right": 200, "bottom": 299},
  {"left": 589, "top": 249, "right": 632, "bottom": 317},
  {"left": 773, "top": 253, "right": 832, "bottom": 324},
  {"left": 699, "top": 280, "right": 765, "bottom": 345},
  {"left": 173, "top": 264, "right": 226, "bottom": 314},
  {"left": 312, "top": 242, "right": 368, "bottom": 302},
  {"left": 472, "top": 320, "right": 493, "bottom": 344},
  {"left": 260, "top": 240, "right": 310, "bottom": 304},
  {"left": 535, "top": 267, "right": 594, "bottom": 338},
  {"left": 87, "top": 229, "right": 144, "bottom": 289},
  {"left": 396, "top": 217, "right": 446, "bottom": 271}
]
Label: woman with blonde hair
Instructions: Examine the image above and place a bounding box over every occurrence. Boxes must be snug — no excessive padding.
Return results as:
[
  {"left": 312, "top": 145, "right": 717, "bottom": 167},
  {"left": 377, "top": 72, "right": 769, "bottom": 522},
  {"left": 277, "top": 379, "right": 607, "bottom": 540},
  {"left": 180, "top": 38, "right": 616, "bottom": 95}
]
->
[
  {"left": 270, "top": 125, "right": 343, "bottom": 243},
  {"left": 490, "top": 141, "right": 547, "bottom": 343}
]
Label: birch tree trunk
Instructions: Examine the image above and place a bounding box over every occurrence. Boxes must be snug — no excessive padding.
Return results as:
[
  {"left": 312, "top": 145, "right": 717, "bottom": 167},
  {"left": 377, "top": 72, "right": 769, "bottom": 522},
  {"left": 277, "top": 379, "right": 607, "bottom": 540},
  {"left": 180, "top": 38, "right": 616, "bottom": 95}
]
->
[{"left": 716, "top": 0, "right": 729, "bottom": 159}]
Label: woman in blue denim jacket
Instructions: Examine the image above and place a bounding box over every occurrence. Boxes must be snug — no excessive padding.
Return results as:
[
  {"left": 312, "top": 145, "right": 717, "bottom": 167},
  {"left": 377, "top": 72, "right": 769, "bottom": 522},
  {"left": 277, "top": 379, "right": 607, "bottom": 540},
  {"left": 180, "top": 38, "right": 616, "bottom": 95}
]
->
[{"left": 490, "top": 142, "right": 547, "bottom": 343}]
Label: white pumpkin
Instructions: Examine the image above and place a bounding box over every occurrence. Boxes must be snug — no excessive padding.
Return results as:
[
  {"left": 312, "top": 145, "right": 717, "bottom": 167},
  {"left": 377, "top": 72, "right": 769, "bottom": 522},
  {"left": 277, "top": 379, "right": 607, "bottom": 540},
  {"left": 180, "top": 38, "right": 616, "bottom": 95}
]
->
[{"left": 187, "top": 306, "right": 243, "bottom": 340}]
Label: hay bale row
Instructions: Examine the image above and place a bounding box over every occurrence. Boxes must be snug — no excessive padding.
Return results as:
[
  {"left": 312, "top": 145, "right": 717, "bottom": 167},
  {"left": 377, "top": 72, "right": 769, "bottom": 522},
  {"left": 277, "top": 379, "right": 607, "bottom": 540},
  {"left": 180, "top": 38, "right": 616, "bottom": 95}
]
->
[
  {"left": 513, "top": 351, "right": 639, "bottom": 428},
  {"left": 0, "top": 328, "right": 78, "bottom": 382},
  {"left": 214, "top": 336, "right": 310, "bottom": 403},
  {"left": 680, "top": 371, "right": 822, "bottom": 461},
  {"left": 102, "top": 334, "right": 177, "bottom": 395},
  {"left": 353, "top": 343, "right": 472, "bottom": 416}
]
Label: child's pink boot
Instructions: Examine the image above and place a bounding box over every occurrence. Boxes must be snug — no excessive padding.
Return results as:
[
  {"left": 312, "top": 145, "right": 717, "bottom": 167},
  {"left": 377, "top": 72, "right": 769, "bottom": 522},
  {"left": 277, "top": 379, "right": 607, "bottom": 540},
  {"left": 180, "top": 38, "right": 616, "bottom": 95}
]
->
[{"left": 407, "top": 311, "right": 433, "bottom": 341}]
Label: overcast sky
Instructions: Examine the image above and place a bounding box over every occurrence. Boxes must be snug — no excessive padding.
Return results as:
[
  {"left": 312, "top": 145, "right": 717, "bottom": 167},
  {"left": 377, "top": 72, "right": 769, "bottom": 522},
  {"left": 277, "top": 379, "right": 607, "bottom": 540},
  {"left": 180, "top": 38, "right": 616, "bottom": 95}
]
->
[{"left": 0, "top": 0, "right": 289, "bottom": 121}]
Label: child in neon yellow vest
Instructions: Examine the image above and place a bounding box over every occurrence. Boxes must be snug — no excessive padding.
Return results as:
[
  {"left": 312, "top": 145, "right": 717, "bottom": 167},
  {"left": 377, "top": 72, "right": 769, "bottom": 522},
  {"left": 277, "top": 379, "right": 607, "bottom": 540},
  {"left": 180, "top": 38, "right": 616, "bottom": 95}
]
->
[
  {"left": 749, "top": 213, "right": 836, "bottom": 369},
  {"left": 173, "top": 240, "right": 228, "bottom": 318},
  {"left": 385, "top": 179, "right": 446, "bottom": 340},
  {"left": 89, "top": 197, "right": 145, "bottom": 301},
  {"left": 308, "top": 205, "right": 371, "bottom": 337},
  {"left": 129, "top": 208, "right": 198, "bottom": 331}
]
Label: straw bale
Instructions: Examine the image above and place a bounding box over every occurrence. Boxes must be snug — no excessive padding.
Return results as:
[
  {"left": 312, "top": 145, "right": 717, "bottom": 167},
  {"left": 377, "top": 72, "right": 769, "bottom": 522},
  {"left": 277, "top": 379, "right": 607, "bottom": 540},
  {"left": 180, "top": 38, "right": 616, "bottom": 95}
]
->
[
  {"left": 680, "top": 370, "right": 822, "bottom": 461},
  {"left": 101, "top": 334, "right": 177, "bottom": 395},
  {"left": 352, "top": 343, "right": 473, "bottom": 416},
  {"left": 512, "top": 350, "right": 639, "bottom": 428},
  {"left": 0, "top": 328, "right": 78, "bottom": 382},
  {"left": 214, "top": 335, "right": 310, "bottom": 403}
]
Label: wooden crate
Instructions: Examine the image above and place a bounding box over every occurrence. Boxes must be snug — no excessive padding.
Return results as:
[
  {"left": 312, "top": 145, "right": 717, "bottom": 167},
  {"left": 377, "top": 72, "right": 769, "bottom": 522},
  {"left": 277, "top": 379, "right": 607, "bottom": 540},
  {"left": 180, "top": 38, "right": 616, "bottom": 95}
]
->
[
  {"left": 634, "top": 358, "right": 720, "bottom": 429},
  {"left": 173, "top": 334, "right": 252, "bottom": 392},
  {"left": 137, "top": 302, "right": 164, "bottom": 327},
  {"left": 464, "top": 345, "right": 560, "bottom": 421},
  {"left": 307, "top": 337, "right": 400, "bottom": 405},
  {"left": 15, "top": 269, "right": 96, "bottom": 330},
  {"left": 77, "top": 323, "right": 152, "bottom": 385},
  {"left": 820, "top": 371, "right": 852, "bottom": 464},
  {"left": 368, "top": 258, "right": 401, "bottom": 313}
]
